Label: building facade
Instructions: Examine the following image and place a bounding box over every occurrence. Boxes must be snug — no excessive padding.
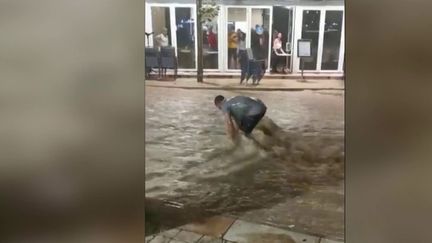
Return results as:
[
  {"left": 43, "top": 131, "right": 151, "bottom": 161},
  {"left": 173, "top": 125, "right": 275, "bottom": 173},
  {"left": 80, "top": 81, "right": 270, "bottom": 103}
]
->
[{"left": 145, "top": 0, "right": 344, "bottom": 76}]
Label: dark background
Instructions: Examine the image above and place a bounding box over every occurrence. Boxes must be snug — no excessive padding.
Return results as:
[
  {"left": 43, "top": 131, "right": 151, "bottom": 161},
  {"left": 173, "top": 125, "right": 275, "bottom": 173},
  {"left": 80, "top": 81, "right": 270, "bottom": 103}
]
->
[{"left": 346, "top": 0, "right": 432, "bottom": 242}]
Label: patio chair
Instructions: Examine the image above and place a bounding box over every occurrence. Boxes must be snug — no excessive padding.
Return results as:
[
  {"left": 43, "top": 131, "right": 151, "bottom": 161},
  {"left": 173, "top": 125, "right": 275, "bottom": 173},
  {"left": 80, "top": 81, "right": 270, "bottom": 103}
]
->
[
  {"left": 160, "top": 46, "right": 178, "bottom": 80},
  {"left": 145, "top": 47, "right": 160, "bottom": 79},
  {"left": 245, "top": 48, "right": 266, "bottom": 85}
]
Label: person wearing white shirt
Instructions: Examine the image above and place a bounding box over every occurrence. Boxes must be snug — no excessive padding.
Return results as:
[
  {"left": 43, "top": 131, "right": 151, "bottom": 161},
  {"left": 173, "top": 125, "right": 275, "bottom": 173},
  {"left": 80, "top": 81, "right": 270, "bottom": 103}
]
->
[
  {"left": 155, "top": 27, "right": 169, "bottom": 48},
  {"left": 271, "top": 32, "right": 287, "bottom": 73},
  {"left": 273, "top": 32, "right": 286, "bottom": 55}
]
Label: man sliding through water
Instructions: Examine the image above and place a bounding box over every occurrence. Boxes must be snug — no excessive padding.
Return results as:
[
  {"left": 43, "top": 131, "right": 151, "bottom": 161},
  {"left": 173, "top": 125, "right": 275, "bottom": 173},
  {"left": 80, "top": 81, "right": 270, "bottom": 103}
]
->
[{"left": 214, "top": 95, "right": 280, "bottom": 148}]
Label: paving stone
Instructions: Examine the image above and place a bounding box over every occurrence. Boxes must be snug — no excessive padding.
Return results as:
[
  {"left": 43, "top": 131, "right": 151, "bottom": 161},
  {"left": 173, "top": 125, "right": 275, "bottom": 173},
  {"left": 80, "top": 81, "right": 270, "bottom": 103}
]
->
[
  {"left": 161, "top": 229, "right": 181, "bottom": 239},
  {"left": 223, "top": 219, "right": 320, "bottom": 243},
  {"left": 174, "top": 230, "right": 203, "bottom": 243},
  {"left": 168, "top": 239, "right": 188, "bottom": 243},
  {"left": 180, "top": 216, "right": 236, "bottom": 238},
  {"left": 149, "top": 235, "right": 171, "bottom": 243},
  {"left": 197, "top": 235, "right": 222, "bottom": 243},
  {"left": 146, "top": 235, "right": 156, "bottom": 242},
  {"left": 320, "top": 238, "right": 344, "bottom": 243}
]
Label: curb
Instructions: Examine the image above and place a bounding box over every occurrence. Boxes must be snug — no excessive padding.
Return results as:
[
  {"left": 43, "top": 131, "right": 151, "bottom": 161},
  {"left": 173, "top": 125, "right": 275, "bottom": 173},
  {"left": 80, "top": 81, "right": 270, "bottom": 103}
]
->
[
  {"left": 150, "top": 74, "right": 345, "bottom": 80},
  {"left": 176, "top": 75, "right": 345, "bottom": 80},
  {"left": 146, "top": 84, "right": 344, "bottom": 91}
]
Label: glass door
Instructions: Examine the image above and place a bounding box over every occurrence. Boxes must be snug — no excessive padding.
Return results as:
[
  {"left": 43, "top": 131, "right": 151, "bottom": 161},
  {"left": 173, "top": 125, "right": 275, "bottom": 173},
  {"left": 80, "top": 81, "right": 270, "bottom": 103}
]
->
[
  {"left": 301, "top": 10, "right": 321, "bottom": 70},
  {"left": 294, "top": 7, "right": 344, "bottom": 73},
  {"left": 271, "top": 6, "right": 294, "bottom": 73},
  {"left": 321, "top": 10, "right": 343, "bottom": 70},
  {"left": 226, "top": 7, "right": 247, "bottom": 70},
  {"left": 175, "top": 7, "right": 196, "bottom": 69},
  {"left": 147, "top": 4, "right": 198, "bottom": 70},
  {"left": 147, "top": 6, "right": 172, "bottom": 47},
  {"left": 250, "top": 8, "right": 271, "bottom": 69},
  {"left": 202, "top": 11, "right": 219, "bottom": 70}
]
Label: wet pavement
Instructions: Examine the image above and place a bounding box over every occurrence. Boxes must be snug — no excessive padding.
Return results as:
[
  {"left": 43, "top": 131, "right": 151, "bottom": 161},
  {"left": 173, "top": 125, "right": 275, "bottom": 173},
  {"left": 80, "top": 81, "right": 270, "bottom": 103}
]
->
[
  {"left": 145, "top": 86, "right": 344, "bottom": 240},
  {"left": 145, "top": 78, "right": 344, "bottom": 91}
]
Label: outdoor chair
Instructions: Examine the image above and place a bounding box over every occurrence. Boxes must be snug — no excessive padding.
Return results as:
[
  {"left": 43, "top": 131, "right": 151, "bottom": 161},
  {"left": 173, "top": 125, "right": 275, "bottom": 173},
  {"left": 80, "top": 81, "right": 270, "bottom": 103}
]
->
[
  {"left": 245, "top": 48, "right": 266, "bottom": 85},
  {"left": 160, "top": 46, "right": 178, "bottom": 80},
  {"left": 145, "top": 47, "right": 160, "bottom": 79}
]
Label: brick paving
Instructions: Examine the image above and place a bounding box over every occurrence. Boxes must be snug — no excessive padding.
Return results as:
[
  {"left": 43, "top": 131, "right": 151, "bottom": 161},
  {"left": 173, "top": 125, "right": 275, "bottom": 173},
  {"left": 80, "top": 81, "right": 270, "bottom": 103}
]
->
[{"left": 146, "top": 217, "right": 344, "bottom": 243}]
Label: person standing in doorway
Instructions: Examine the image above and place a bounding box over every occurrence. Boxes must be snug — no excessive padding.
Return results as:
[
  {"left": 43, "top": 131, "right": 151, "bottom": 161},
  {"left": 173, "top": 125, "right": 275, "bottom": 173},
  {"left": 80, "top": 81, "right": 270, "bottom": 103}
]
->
[
  {"left": 237, "top": 30, "right": 248, "bottom": 84},
  {"left": 271, "top": 32, "right": 287, "bottom": 73},
  {"left": 155, "top": 27, "right": 169, "bottom": 49},
  {"left": 273, "top": 32, "right": 286, "bottom": 55},
  {"left": 228, "top": 26, "right": 238, "bottom": 69}
]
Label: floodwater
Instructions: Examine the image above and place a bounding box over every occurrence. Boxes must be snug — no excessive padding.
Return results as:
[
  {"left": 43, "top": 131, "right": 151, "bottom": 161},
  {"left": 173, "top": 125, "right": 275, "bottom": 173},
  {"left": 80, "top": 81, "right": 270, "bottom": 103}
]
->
[{"left": 145, "top": 87, "right": 344, "bottom": 240}]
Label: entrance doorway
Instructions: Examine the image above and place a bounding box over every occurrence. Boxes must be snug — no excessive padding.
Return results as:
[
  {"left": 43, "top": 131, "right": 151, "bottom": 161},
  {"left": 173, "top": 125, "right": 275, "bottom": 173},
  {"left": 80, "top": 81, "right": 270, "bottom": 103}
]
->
[
  {"left": 271, "top": 6, "right": 294, "bottom": 73},
  {"left": 293, "top": 6, "right": 345, "bottom": 73},
  {"left": 224, "top": 6, "right": 272, "bottom": 72}
]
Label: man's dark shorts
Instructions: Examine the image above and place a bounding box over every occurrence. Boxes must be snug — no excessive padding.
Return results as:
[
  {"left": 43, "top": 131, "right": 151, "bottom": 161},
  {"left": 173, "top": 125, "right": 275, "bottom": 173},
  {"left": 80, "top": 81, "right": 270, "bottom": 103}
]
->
[{"left": 240, "top": 107, "right": 267, "bottom": 135}]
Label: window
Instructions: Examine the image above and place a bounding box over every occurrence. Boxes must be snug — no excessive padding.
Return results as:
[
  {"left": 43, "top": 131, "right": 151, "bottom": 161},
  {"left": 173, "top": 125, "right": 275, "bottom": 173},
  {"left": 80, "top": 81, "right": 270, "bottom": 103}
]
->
[
  {"left": 271, "top": 6, "right": 293, "bottom": 73},
  {"left": 202, "top": 14, "right": 219, "bottom": 69},
  {"left": 250, "top": 8, "right": 270, "bottom": 67},
  {"left": 175, "top": 7, "right": 196, "bottom": 69},
  {"left": 151, "top": 7, "right": 171, "bottom": 47},
  {"left": 227, "top": 8, "right": 247, "bottom": 69},
  {"left": 301, "top": 10, "right": 321, "bottom": 70},
  {"left": 321, "top": 11, "right": 343, "bottom": 70}
]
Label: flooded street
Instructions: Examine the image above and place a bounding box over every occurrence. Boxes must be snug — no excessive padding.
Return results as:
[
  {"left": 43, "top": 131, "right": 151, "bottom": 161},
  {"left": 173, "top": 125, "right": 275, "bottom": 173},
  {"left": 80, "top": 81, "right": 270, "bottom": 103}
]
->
[{"left": 145, "top": 86, "right": 344, "bottom": 240}]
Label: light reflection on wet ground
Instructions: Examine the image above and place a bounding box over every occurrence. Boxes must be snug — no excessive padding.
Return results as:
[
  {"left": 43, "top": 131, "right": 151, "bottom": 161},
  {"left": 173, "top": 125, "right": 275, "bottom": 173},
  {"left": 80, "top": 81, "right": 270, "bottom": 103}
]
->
[{"left": 145, "top": 87, "right": 344, "bottom": 239}]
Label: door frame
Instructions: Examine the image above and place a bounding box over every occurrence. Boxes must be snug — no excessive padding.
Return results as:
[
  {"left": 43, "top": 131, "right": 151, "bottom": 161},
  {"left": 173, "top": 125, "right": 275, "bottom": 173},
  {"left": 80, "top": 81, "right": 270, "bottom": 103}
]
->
[
  {"left": 146, "top": 3, "right": 198, "bottom": 71},
  {"left": 293, "top": 6, "right": 345, "bottom": 73},
  {"left": 146, "top": 3, "right": 345, "bottom": 74},
  {"left": 201, "top": 4, "right": 223, "bottom": 71},
  {"left": 270, "top": 5, "right": 296, "bottom": 73},
  {"left": 223, "top": 5, "right": 273, "bottom": 72}
]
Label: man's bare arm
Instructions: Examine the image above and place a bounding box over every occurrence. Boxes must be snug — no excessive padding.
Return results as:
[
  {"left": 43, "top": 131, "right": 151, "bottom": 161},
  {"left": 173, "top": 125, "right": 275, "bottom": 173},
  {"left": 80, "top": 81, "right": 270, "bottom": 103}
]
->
[{"left": 224, "top": 113, "right": 239, "bottom": 140}]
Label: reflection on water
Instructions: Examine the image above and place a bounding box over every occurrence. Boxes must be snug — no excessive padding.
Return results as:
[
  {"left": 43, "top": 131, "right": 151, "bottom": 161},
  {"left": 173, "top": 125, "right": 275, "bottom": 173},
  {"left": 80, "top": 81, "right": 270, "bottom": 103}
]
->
[{"left": 146, "top": 87, "right": 344, "bottom": 238}]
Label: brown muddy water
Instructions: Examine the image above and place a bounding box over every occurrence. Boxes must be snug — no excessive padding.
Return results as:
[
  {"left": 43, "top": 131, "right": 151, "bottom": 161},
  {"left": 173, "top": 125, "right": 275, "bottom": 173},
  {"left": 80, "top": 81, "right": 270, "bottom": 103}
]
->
[{"left": 145, "top": 87, "right": 344, "bottom": 239}]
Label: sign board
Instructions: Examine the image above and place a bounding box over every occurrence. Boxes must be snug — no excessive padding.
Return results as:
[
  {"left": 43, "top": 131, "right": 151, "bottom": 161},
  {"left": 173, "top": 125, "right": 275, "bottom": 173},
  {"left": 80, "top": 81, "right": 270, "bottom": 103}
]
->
[{"left": 297, "top": 39, "right": 312, "bottom": 57}]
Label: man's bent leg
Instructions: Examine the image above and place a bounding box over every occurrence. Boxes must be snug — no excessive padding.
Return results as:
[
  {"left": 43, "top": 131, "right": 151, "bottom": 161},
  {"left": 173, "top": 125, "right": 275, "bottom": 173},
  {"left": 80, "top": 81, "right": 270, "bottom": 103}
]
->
[
  {"left": 254, "top": 116, "right": 283, "bottom": 136},
  {"left": 254, "top": 116, "right": 291, "bottom": 150},
  {"left": 242, "top": 111, "right": 266, "bottom": 136}
]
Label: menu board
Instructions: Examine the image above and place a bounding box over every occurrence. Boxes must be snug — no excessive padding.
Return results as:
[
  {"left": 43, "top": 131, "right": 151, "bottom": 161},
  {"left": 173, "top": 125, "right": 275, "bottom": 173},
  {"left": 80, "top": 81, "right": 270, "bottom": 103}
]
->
[{"left": 298, "top": 39, "right": 311, "bottom": 57}]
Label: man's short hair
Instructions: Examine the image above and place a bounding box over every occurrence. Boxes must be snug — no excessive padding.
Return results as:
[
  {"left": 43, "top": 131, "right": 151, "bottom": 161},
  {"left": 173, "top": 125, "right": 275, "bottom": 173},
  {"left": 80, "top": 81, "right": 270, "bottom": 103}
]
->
[{"left": 214, "top": 95, "right": 225, "bottom": 105}]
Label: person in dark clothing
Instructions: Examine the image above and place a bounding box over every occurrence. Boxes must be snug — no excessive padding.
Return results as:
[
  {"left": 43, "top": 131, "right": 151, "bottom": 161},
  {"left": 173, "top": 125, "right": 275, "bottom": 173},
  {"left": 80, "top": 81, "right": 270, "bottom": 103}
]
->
[
  {"left": 251, "top": 26, "right": 259, "bottom": 58},
  {"left": 251, "top": 25, "right": 266, "bottom": 60},
  {"left": 214, "top": 95, "right": 267, "bottom": 141},
  {"left": 237, "top": 31, "right": 249, "bottom": 84}
]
